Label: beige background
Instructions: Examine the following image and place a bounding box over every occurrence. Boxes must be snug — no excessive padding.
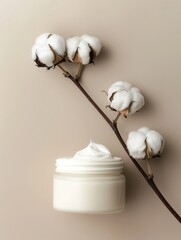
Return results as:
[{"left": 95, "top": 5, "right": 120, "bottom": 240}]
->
[{"left": 0, "top": 0, "right": 181, "bottom": 239}]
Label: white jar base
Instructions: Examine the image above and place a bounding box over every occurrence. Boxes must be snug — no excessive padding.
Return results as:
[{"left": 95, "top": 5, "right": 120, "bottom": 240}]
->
[{"left": 53, "top": 174, "right": 125, "bottom": 214}]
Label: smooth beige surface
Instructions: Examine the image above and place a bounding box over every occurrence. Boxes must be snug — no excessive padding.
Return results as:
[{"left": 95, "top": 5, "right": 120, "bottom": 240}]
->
[{"left": 0, "top": 0, "right": 181, "bottom": 239}]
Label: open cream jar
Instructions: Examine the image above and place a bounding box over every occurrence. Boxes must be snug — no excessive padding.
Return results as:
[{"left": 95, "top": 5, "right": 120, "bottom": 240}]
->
[{"left": 53, "top": 141, "right": 125, "bottom": 214}]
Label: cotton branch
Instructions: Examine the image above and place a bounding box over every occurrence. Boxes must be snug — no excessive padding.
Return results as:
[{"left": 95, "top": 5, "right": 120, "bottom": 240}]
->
[{"left": 57, "top": 65, "right": 181, "bottom": 223}]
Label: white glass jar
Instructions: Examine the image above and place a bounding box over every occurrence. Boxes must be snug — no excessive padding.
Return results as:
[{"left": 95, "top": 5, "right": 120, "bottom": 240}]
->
[{"left": 53, "top": 156, "right": 125, "bottom": 214}]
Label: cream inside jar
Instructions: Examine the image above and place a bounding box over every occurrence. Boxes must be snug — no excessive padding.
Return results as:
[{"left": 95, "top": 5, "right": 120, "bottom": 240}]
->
[{"left": 53, "top": 141, "right": 125, "bottom": 214}]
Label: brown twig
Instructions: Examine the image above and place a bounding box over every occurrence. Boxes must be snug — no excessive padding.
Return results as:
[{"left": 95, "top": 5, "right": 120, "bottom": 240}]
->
[
  {"left": 57, "top": 64, "right": 71, "bottom": 77},
  {"left": 58, "top": 64, "right": 181, "bottom": 223}
]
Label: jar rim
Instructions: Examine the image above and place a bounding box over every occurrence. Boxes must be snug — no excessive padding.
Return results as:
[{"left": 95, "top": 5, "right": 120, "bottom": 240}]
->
[{"left": 55, "top": 157, "right": 123, "bottom": 174}]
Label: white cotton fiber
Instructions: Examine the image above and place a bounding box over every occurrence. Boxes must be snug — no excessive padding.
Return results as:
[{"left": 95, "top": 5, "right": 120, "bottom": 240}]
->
[
  {"left": 66, "top": 34, "right": 102, "bottom": 65},
  {"left": 32, "top": 33, "right": 65, "bottom": 69},
  {"left": 107, "top": 81, "right": 145, "bottom": 116},
  {"left": 127, "top": 127, "right": 164, "bottom": 160}
]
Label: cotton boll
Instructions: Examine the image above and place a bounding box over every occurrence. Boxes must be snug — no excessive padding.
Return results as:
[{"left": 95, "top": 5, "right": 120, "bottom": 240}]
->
[
  {"left": 127, "top": 131, "right": 146, "bottom": 159},
  {"left": 66, "top": 34, "right": 102, "bottom": 64},
  {"left": 107, "top": 81, "right": 145, "bottom": 117},
  {"left": 126, "top": 127, "right": 164, "bottom": 160},
  {"left": 32, "top": 33, "right": 65, "bottom": 69},
  {"left": 146, "top": 131, "right": 164, "bottom": 156}
]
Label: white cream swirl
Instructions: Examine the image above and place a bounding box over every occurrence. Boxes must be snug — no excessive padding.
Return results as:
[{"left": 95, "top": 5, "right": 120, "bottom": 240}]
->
[
  {"left": 73, "top": 141, "right": 112, "bottom": 160},
  {"left": 55, "top": 141, "right": 123, "bottom": 174}
]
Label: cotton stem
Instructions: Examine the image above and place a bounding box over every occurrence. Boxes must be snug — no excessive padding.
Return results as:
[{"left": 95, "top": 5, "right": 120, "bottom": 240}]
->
[
  {"left": 57, "top": 64, "right": 72, "bottom": 78},
  {"left": 113, "top": 112, "right": 121, "bottom": 125},
  {"left": 57, "top": 68, "right": 181, "bottom": 224},
  {"left": 76, "top": 64, "right": 84, "bottom": 80}
]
